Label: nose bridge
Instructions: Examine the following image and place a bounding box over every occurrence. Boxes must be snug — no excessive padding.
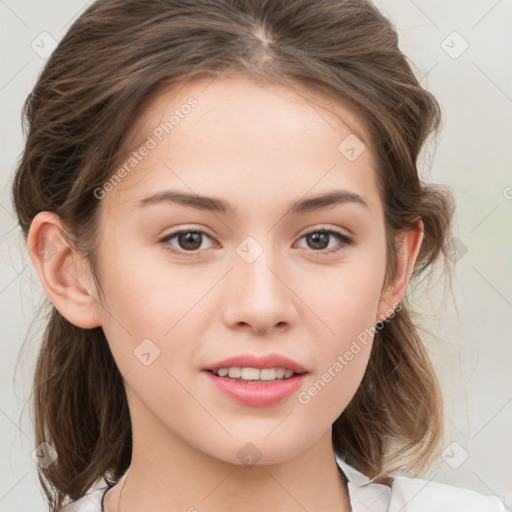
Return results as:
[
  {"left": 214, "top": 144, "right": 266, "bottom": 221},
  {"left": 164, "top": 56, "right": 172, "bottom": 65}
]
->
[
  {"left": 225, "top": 234, "right": 295, "bottom": 330},
  {"left": 235, "top": 234, "right": 284, "bottom": 299}
]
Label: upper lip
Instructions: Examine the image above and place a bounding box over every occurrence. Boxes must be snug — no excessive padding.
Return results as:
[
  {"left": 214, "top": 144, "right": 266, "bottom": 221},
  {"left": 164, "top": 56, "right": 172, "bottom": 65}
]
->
[{"left": 204, "top": 353, "right": 308, "bottom": 374}]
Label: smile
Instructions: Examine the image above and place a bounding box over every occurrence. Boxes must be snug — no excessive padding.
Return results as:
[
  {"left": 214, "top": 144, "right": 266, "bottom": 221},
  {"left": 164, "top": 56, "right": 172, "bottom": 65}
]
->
[{"left": 203, "top": 368, "right": 308, "bottom": 407}]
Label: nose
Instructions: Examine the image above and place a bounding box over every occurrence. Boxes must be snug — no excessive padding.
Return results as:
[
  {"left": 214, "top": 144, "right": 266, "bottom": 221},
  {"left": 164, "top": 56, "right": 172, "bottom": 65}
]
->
[{"left": 221, "top": 241, "right": 297, "bottom": 335}]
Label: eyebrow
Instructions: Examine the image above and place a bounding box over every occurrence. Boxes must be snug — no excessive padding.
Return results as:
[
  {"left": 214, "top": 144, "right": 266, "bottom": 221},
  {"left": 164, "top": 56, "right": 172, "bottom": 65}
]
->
[{"left": 137, "top": 189, "right": 369, "bottom": 216}]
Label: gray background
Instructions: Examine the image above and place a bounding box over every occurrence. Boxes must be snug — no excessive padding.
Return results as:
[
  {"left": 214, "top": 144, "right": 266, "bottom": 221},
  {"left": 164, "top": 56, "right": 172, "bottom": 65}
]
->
[{"left": 1, "top": 0, "right": 511, "bottom": 510}]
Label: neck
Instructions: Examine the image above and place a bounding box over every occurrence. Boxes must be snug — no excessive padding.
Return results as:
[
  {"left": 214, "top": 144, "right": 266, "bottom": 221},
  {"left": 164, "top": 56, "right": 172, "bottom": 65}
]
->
[{"left": 106, "top": 427, "right": 349, "bottom": 512}]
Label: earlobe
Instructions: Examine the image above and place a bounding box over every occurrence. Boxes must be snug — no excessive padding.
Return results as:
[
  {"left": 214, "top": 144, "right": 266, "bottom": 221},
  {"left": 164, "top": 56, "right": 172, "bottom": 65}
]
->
[
  {"left": 376, "top": 218, "right": 424, "bottom": 323},
  {"left": 28, "top": 211, "right": 102, "bottom": 329}
]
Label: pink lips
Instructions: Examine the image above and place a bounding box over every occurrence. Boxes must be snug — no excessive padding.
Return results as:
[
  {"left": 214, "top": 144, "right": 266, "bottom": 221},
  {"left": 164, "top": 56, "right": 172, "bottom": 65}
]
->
[{"left": 202, "top": 353, "right": 308, "bottom": 407}]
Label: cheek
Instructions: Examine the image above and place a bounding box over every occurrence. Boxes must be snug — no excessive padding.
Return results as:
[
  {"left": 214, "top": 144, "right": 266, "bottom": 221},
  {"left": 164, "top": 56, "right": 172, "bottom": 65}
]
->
[
  {"left": 294, "top": 252, "right": 385, "bottom": 414},
  {"left": 97, "top": 231, "right": 198, "bottom": 327},
  {"left": 96, "top": 239, "right": 219, "bottom": 378},
  {"left": 300, "top": 249, "right": 386, "bottom": 339},
  {"left": 297, "top": 282, "right": 377, "bottom": 423}
]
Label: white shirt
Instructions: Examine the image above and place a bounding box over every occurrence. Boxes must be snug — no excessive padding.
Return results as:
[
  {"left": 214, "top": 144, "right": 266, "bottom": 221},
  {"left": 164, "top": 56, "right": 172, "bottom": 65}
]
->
[
  {"left": 58, "top": 457, "right": 506, "bottom": 511},
  {"left": 336, "top": 456, "right": 505, "bottom": 511}
]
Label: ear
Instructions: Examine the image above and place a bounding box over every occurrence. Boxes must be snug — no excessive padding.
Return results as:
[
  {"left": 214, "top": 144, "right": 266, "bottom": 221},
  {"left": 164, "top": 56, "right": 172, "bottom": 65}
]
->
[
  {"left": 27, "top": 211, "right": 102, "bottom": 329},
  {"left": 376, "top": 218, "right": 424, "bottom": 322}
]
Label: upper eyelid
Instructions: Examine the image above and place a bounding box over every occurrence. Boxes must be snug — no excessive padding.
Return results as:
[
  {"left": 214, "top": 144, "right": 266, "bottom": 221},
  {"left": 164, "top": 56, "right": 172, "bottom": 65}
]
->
[{"left": 160, "top": 225, "right": 352, "bottom": 240}]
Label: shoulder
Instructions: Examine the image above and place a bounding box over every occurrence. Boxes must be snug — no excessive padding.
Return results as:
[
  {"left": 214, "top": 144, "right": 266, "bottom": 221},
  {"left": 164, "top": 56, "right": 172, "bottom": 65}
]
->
[
  {"left": 336, "top": 457, "right": 505, "bottom": 512},
  {"left": 57, "top": 485, "right": 109, "bottom": 512},
  {"left": 388, "top": 475, "right": 505, "bottom": 512}
]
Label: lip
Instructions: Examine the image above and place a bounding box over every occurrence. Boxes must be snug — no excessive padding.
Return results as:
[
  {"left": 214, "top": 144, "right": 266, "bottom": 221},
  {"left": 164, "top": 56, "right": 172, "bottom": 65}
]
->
[
  {"left": 202, "top": 353, "right": 308, "bottom": 407},
  {"left": 203, "top": 371, "right": 308, "bottom": 407},
  {"left": 203, "top": 353, "right": 307, "bottom": 374}
]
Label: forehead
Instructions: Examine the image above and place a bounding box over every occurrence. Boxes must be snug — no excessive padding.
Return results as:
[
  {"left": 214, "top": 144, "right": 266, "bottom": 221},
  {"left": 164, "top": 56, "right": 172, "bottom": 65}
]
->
[
  {"left": 101, "top": 72, "right": 381, "bottom": 217},
  {"left": 122, "top": 72, "right": 371, "bottom": 156}
]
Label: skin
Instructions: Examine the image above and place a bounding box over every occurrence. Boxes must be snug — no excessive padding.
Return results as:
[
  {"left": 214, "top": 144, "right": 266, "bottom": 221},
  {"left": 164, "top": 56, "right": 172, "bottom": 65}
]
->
[{"left": 28, "top": 72, "right": 423, "bottom": 512}]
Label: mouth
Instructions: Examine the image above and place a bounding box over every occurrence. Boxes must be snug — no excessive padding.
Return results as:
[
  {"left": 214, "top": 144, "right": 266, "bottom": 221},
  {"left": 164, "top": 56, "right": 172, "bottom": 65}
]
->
[{"left": 202, "top": 354, "right": 308, "bottom": 407}]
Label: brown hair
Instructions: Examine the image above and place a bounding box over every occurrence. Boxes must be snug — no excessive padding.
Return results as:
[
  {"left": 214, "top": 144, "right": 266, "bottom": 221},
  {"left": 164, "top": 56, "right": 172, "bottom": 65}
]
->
[{"left": 12, "top": 0, "right": 454, "bottom": 509}]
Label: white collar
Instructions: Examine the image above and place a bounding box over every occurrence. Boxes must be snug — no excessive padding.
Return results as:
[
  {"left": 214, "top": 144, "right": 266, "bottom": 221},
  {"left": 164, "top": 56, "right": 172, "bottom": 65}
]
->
[{"left": 336, "top": 455, "right": 391, "bottom": 512}]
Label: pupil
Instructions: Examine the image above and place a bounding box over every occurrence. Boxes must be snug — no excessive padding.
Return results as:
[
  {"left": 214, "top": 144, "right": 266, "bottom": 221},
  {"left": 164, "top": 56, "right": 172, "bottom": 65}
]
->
[
  {"left": 308, "top": 232, "right": 328, "bottom": 250},
  {"left": 179, "top": 232, "right": 201, "bottom": 250}
]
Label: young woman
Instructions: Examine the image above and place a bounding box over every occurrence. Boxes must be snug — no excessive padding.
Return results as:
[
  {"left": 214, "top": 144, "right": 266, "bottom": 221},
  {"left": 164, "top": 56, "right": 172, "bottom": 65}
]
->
[{"left": 12, "top": 0, "right": 505, "bottom": 510}]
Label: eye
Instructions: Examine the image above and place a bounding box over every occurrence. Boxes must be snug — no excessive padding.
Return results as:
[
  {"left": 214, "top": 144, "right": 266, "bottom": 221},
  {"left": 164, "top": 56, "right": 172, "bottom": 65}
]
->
[
  {"left": 295, "top": 228, "right": 353, "bottom": 254},
  {"left": 158, "top": 227, "right": 353, "bottom": 256},
  {"left": 159, "top": 229, "right": 216, "bottom": 254}
]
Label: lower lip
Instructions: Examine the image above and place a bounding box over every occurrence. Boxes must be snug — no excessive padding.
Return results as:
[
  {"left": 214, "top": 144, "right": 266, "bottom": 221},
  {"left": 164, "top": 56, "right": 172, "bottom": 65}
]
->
[{"left": 203, "top": 371, "right": 308, "bottom": 407}]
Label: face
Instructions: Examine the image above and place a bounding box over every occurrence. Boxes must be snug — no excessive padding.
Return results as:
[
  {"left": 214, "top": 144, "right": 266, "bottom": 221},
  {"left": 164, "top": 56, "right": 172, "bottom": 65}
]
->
[{"left": 91, "top": 72, "right": 392, "bottom": 466}]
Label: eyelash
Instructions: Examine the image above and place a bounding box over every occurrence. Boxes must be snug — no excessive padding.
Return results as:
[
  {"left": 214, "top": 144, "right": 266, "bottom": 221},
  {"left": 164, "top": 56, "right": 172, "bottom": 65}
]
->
[{"left": 158, "top": 227, "right": 353, "bottom": 257}]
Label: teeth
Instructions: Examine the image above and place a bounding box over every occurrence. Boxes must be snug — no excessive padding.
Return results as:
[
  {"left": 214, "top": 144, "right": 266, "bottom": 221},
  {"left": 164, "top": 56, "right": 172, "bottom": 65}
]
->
[
  {"left": 259, "top": 368, "right": 277, "bottom": 380},
  {"left": 228, "top": 367, "right": 241, "bottom": 378},
  {"left": 241, "top": 367, "right": 260, "bottom": 380},
  {"left": 213, "top": 367, "right": 298, "bottom": 381}
]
